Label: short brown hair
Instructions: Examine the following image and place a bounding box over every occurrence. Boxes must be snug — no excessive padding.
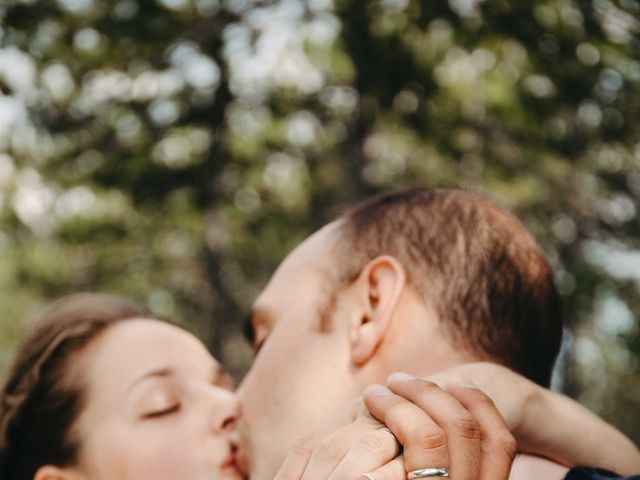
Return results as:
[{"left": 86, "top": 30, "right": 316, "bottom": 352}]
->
[
  {"left": 335, "top": 188, "right": 562, "bottom": 386},
  {"left": 0, "top": 293, "right": 161, "bottom": 480}
]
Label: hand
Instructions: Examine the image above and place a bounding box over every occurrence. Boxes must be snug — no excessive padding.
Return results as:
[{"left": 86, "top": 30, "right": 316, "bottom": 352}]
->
[
  {"left": 364, "top": 374, "right": 516, "bottom": 480},
  {"left": 273, "top": 373, "right": 516, "bottom": 480},
  {"left": 273, "top": 400, "right": 402, "bottom": 480}
]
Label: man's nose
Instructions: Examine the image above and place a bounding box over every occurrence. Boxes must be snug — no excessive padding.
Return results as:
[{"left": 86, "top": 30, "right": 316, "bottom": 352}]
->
[{"left": 235, "top": 369, "right": 252, "bottom": 403}]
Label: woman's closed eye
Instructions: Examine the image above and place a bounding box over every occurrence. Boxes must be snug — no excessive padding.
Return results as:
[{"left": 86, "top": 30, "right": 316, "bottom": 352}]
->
[
  {"left": 138, "top": 388, "right": 181, "bottom": 419},
  {"left": 141, "top": 403, "right": 181, "bottom": 419}
]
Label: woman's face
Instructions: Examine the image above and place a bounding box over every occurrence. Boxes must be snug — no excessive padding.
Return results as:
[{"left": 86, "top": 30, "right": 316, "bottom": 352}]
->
[{"left": 70, "top": 318, "right": 242, "bottom": 480}]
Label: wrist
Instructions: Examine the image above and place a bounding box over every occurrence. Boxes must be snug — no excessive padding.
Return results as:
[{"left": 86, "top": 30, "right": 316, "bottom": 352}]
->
[{"left": 511, "top": 377, "right": 545, "bottom": 448}]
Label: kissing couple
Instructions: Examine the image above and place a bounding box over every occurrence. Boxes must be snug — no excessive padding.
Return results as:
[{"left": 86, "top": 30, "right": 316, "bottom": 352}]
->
[{"left": 2, "top": 188, "right": 639, "bottom": 480}]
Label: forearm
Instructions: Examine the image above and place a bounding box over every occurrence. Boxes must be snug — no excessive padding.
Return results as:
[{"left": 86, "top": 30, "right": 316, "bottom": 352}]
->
[
  {"left": 515, "top": 387, "right": 640, "bottom": 476},
  {"left": 423, "top": 363, "right": 640, "bottom": 475}
]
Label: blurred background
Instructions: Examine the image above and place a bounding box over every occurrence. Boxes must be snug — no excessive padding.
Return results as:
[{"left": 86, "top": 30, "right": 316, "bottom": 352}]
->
[{"left": 1, "top": 0, "right": 639, "bottom": 442}]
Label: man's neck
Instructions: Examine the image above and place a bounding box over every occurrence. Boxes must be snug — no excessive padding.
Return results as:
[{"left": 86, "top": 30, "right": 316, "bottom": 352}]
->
[{"left": 358, "top": 304, "right": 474, "bottom": 387}]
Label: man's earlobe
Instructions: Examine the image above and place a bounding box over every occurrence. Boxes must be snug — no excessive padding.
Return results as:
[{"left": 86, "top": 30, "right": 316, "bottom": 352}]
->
[{"left": 351, "top": 255, "right": 406, "bottom": 366}]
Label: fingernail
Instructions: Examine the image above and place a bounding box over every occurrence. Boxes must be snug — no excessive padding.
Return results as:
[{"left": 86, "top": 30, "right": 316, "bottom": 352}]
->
[
  {"left": 362, "top": 473, "right": 383, "bottom": 480},
  {"left": 387, "top": 372, "right": 415, "bottom": 383},
  {"left": 365, "top": 384, "right": 392, "bottom": 396}
]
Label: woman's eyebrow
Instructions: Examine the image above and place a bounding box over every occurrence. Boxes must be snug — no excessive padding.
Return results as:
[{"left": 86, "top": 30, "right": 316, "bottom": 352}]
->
[{"left": 127, "top": 367, "right": 174, "bottom": 392}]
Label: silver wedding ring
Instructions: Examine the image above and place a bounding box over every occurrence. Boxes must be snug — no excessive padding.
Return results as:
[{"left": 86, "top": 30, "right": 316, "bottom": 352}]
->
[{"left": 407, "top": 467, "right": 449, "bottom": 479}]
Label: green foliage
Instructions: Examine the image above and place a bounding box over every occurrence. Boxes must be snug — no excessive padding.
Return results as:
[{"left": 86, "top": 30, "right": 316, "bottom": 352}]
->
[{"left": 1, "top": 0, "right": 639, "bottom": 442}]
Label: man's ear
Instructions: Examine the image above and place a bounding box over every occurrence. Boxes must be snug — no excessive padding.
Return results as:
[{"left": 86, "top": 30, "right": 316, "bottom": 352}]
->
[
  {"left": 350, "top": 255, "right": 406, "bottom": 366},
  {"left": 34, "top": 465, "right": 83, "bottom": 480}
]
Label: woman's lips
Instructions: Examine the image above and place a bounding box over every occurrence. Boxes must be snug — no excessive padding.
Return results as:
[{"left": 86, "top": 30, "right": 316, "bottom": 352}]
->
[{"left": 221, "top": 450, "right": 240, "bottom": 472}]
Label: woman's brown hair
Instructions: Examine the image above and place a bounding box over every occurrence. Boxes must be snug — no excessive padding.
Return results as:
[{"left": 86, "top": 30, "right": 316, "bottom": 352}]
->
[{"left": 0, "top": 293, "right": 162, "bottom": 480}]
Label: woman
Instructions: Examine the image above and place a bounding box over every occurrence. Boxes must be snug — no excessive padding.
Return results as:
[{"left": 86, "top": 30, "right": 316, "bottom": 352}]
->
[{"left": 0, "top": 293, "right": 242, "bottom": 480}]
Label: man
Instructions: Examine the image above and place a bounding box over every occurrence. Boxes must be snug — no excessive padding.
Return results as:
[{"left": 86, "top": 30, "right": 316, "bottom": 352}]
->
[{"left": 235, "top": 188, "right": 639, "bottom": 479}]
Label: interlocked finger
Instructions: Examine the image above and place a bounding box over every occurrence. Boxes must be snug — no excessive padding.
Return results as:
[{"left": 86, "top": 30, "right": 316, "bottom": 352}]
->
[
  {"left": 273, "top": 399, "right": 375, "bottom": 480},
  {"left": 443, "top": 382, "right": 516, "bottom": 480},
  {"left": 325, "top": 428, "right": 401, "bottom": 480},
  {"left": 364, "top": 455, "right": 406, "bottom": 480},
  {"left": 363, "top": 384, "right": 450, "bottom": 474},
  {"left": 298, "top": 416, "right": 386, "bottom": 480},
  {"left": 386, "top": 375, "right": 481, "bottom": 480}
]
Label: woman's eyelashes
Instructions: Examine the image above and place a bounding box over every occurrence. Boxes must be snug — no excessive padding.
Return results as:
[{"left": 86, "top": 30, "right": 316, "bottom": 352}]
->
[{"left": 141, "top": 403, "right": 181, "bottom": 419}]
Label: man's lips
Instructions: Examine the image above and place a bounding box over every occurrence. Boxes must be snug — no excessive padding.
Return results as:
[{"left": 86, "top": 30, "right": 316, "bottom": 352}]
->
[
  {"left": 232, "top": 425, "right": 250, "bottom": 474},
  {"left": 234, "top": 443, "right": 250, "bottom": 474}
]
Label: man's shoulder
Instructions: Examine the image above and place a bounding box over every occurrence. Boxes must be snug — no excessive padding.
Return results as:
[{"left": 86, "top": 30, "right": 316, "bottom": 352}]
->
[
  {"left": 565, "top": 467, "right": 640, "bottom": 480},
  {"left": 509, "top": 455, "right": 640, "bottom": 480}
]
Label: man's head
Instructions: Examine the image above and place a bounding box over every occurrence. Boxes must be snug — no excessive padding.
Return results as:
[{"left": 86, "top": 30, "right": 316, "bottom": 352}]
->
[{"left": 237, "top": 188, "right": 563, "bottom": 479}]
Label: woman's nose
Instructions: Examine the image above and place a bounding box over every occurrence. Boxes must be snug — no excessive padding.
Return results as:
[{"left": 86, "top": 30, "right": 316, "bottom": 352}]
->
[{"left": 210, "top": 388, "right": 241, "bottom": 433}]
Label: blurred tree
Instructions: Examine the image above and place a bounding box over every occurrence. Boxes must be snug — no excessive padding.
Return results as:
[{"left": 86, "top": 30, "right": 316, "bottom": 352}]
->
[{"left": 0, "top": 0, "right": 639, "bottom": 442}]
